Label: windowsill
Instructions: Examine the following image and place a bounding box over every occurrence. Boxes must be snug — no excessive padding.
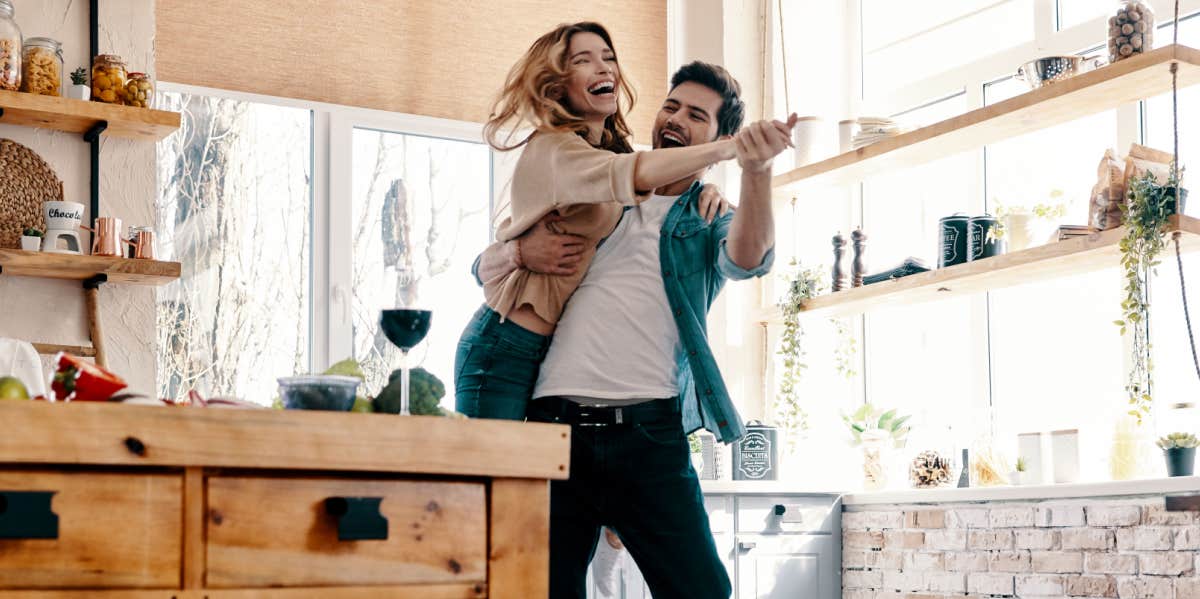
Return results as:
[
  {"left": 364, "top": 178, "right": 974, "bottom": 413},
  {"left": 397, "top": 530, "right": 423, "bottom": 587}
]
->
[{"left": 700, "top": 476, "right": 1200, "bottom": 506}]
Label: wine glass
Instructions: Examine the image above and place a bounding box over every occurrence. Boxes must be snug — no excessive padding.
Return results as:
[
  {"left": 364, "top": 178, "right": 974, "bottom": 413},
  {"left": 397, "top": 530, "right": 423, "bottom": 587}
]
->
[{"left": 379, "top": 309, "right": 432, "bottom": 416}]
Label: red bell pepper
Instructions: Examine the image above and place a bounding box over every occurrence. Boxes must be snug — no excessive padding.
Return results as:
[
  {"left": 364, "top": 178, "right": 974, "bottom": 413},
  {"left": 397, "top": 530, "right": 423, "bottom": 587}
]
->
[{"left": 51, "top": 353, "right": 127, "bottom": 402}]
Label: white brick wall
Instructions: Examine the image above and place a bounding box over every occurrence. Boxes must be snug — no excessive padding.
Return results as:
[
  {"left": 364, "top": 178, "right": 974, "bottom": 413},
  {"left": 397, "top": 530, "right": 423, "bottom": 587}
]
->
[{"left": 844, "top": 497, "right": 1198, "bottom": 599}]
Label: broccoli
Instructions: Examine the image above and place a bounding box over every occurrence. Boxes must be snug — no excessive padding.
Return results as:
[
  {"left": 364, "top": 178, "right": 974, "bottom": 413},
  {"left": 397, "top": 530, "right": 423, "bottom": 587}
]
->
[{"left": 373, "top": 367, "right": 447, "bottom": 416}]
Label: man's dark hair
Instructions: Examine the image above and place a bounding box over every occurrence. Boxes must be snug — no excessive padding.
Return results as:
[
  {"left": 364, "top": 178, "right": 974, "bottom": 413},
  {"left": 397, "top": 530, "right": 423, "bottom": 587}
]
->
[{"left": 669, "top": 61, "right": 745, "bottom": 138}]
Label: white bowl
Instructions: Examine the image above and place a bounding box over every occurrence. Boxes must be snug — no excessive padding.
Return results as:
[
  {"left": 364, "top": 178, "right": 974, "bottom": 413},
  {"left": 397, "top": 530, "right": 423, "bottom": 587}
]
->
[{"left": 43, "top": 201, "right": 84, "bottom": 231}]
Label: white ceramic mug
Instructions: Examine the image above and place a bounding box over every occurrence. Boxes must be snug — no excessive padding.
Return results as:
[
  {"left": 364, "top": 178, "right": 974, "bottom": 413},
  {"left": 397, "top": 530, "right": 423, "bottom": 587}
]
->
[
  {"left": 791, "top": 116, "right": 824, "bottom": 167},
  {"left": 838, "top": 119, "right": 859, "bottom": 154}
]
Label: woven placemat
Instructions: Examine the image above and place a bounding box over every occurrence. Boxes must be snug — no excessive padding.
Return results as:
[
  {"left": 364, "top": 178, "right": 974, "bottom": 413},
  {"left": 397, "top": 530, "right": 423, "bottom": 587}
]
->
[{"left": 0, "top": 138, "right": 63, "bottom": 248}]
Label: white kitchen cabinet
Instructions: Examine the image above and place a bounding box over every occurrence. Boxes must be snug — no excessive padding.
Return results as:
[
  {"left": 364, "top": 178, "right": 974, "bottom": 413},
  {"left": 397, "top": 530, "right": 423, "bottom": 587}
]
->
[{"left": 587, "top": 492, "right": 840, "bottom": 599}]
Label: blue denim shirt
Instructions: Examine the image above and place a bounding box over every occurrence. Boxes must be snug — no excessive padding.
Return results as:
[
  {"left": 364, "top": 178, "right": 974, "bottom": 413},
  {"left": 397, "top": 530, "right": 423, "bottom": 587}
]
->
[{"left": 474, "top": 180, "right": 774, "bottom": 442}]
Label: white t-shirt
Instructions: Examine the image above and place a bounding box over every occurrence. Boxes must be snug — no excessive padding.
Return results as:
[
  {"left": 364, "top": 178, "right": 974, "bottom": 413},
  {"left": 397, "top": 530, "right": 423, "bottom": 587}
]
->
[{"left": 533, "top": 193, "right": 682, "bottom": 403}]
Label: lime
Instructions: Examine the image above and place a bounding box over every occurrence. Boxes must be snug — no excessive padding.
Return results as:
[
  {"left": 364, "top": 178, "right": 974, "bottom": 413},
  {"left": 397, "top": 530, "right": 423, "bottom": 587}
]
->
[
  {"left": 350, "top": 396, "right": 373, "bottom": 413},
  {"left": 0, "top": 376, "right": 30, "bottom": 400}
]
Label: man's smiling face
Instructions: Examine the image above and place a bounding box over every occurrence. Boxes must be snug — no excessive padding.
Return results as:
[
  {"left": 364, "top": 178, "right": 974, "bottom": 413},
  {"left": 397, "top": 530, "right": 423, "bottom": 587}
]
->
[{"left": 651, "top": 81, "right": 723, "bottom": 149}]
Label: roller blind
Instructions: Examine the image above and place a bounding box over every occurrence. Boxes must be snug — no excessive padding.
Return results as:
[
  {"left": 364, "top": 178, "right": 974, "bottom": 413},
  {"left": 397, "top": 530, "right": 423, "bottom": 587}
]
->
[{"left": 156, "top": 0, "right": 667, "bottom": 136}]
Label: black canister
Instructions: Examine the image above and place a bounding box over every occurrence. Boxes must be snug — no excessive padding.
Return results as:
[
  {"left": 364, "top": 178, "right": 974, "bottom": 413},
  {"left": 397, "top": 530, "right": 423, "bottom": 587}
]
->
[
  {"left": 969, "top": 215, "right": 1005, "bottom": 261},
  {"left": 733, "top": 421, "right": 778, "bottom": 480},
  {"left": 938, "top": 214, "right": 970, "bottom": 268}
]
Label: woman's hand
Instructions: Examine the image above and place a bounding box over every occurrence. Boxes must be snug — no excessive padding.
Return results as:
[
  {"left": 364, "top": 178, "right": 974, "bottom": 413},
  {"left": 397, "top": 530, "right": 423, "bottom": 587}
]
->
[{"left": 697, "top": 183, "right": 733, "bottom": 223}]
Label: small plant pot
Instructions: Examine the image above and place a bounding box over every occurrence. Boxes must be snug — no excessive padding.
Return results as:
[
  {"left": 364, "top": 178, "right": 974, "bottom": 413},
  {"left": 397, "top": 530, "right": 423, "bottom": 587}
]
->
[
  {"left": 1010, "top": 471, "right": 1026, "bottom": 486},
  {"left": 1164, "top": 447, "right": 1196, "bottom": 477},
  {"left": 20, "top": 236, "right": 41, "bottom": 251},
  {"left": 65, "top": 84, "right": 90, "bottom": 101}
]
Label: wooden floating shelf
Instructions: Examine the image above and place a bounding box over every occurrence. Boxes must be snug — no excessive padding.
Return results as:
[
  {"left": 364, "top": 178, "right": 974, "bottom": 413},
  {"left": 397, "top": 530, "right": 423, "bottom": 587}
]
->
[
  {"left": 773, "top": 44, "right": 1200, "bottom": 194},
  {"left": 0, "top": 89, "right": 181, "bottom": 141},
  {"left": 759, "top": 215, "right": 1200, "bottom": 321},
  {"left": 0, "top": 249, "right": 181, "bottom": 286},
  {"left": 31, "top": 342, "right": 97, "bottom": 357}
]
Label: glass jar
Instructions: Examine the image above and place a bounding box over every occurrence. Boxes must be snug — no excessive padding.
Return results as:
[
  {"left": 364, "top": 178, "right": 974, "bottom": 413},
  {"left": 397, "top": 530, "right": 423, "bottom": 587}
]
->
[
  {"left": 91, "top": 54, "right": 127, "bottom": 104},
  {"left": 123, "top": 72, "right": 154, "bottom": 108},
  {"left": 21, "top": 37, "right": 62, "bottom": 96},
  {"left": 1109, "top": 2, "right": 1155, "bottom": 63},
  {"left": 0, "top": 0, "right": 22, "bottom": 92}
]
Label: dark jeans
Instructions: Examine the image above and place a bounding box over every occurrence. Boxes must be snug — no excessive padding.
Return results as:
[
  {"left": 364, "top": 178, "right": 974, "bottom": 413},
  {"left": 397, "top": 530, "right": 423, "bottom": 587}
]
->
[
  {"left": 454, "top": 305, "right": 551, "bottom": 420},
  {"left": 527, "top": 397, "right": 732, "bottom": 599}
]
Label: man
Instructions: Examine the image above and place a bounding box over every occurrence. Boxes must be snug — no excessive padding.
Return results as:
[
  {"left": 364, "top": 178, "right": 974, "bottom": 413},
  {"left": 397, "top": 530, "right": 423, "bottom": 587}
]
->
[{"left": 475, "top": 61, "right": 790, "bottom": 598}]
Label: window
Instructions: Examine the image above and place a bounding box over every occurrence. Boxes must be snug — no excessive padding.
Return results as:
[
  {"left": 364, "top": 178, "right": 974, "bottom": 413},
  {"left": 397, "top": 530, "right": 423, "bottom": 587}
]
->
[
  {"left": 157, "top": 89, "right": 494, "bottom": 408},
  {"left": 156, "top": 91, "right": 313, "bottom": 404},
  {"left": 349, "top": 129, "right": 492, "bottom": 396}
]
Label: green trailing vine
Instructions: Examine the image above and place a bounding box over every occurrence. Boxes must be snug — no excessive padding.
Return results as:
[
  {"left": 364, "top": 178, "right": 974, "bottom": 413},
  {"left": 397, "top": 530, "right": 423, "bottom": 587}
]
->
[
  {"left": 775, "top": 260, "right": 825, "bottom": 447},
  {"left": 1116, "top": 168, "right": 1183, "bottom": 424},
  {"left": 832, "top": 317, "right": 858, "bottom": 379}
]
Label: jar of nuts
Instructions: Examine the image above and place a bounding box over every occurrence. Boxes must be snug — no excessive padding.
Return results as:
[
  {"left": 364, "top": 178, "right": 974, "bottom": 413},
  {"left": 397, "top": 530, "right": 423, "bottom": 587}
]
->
[
  {"left": 91, "top": 54, "right": 127, "bottom": 104},
  {"left": 1109, "top": 1, "right": 1155, "bottom": 63},
  {"left": 123, "top": 72, "right": 154, "bottom": 108},
  {"left": 0, "top": 0, "right": 22, "bottom": 92},
  {"left": 21, "top": 37, "right": 62, "bottom": 96}
]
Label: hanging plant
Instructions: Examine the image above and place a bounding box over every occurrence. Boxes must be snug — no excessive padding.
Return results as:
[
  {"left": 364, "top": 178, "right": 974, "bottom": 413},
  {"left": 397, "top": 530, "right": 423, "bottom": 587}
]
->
[
  {"left": 832, "top": 317, "right": 858, "bottom": 379},
  {"left": 775, "top": 260, "right": 825, "bottom": 446},
  {"left": 1116, "top": 168, "right": 1183, "bottom": 424}
]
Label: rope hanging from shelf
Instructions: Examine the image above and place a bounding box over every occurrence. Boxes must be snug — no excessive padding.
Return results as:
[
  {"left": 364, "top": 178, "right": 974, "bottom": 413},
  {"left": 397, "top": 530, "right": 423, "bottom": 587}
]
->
[{"left": 1168, "top": 0, "right": 1200, "bottom": 384}]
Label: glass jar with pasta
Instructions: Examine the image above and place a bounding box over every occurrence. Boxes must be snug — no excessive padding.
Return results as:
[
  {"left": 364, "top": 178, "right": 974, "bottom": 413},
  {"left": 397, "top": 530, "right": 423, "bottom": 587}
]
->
[
  {"left": 0, "top": 0, "right": 22, "bottom": 92},
  {"left": 21, "top": 37, "right": 62, "bottom": 96},
  {"left": 91, "top": 54, "right": 127, "bottom": 104},
  {"left": 123, "top": 72, "right": 153, "bottom": 108}
]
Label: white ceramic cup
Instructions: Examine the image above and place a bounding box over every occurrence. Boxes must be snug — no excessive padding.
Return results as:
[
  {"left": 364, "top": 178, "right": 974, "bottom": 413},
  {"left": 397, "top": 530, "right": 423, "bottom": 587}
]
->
[
  {"left": 791, "top": 116, "right": 823, "bottom": 167},
  {"left": 839, "top": 119, "right": 860, "bottom": 154}
]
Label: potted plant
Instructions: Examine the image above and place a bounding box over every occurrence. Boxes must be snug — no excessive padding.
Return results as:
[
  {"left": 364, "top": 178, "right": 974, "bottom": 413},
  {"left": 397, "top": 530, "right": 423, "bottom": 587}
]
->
[
  {"left": 991, "top": 191, "right": 1068, "bottom": 251},
  {"left": 20, "top": 227, "right": 42, "bottom": 251},
  {"left": 1116, "top": 169, "right": 1186, "bottom": 424},
  {"left": 843, "top": 404, "right": 911, "bottom": 491},
  {"left": 773, "top": 261, "right": 824, "bottom": 450},
  {"left": 66, "top": 67, "right": 89, "bottom": 100},
  {"left": 1010, "top": 457, "right": 1028, "bottom": 486},
  {"left": 1157, "top": 432, "right": 1198, "bottom": 477}
]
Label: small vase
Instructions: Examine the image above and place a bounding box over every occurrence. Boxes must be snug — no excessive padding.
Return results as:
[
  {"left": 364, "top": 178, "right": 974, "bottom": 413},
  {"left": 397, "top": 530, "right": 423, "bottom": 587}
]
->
[
  {"left": 20, "top": 236, "right": 41, "bottom": 251},
  {"left": 861, "top": 437, "right": 889, "bottom": 491},
  {"left": 65, "top": 84, "right": 90, "bottom": 101},
  {"left": 1165, "top": 447, "right": 1196, "bottom": 477}
]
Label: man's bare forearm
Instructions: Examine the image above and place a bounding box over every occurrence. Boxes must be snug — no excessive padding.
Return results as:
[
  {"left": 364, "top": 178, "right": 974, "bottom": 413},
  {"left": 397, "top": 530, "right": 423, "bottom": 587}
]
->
[
  {"left": 725, "top": 167, "right": 774, "bottom": 269},
  {"left": 476, "top": 239, "right": 518, "bottom": 283}
]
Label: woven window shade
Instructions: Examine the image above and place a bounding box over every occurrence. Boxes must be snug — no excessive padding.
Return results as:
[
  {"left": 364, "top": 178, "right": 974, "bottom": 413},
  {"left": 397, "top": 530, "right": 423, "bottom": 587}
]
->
[{"left": 156, "top": 0, "right": 666, "bottom": 136}]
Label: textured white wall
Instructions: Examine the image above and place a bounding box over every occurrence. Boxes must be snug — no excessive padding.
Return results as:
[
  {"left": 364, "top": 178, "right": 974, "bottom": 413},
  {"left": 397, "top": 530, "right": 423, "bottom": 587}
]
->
[{"left": 0, "top": 0, "right": 157, "bottom": 395}]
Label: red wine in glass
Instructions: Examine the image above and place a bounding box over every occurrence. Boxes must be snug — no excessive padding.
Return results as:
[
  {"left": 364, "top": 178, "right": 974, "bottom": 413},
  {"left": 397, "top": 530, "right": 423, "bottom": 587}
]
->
[{"left": 380, "top": 309, "right": 432, "bottom": 415}]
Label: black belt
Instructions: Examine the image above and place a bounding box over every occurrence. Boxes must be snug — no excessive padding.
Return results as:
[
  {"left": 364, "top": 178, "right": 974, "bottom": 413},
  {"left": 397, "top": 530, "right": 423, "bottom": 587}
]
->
[{"left": 530, "top": 396, "right": 680, "bottom": 427}]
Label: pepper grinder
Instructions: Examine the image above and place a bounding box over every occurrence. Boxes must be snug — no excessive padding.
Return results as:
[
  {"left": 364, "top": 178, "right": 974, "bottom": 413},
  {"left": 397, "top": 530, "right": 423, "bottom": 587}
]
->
[
  {"left": 832, "top": 232, "right": 848, "bottom": 292},
  {"left": 957, "top": 448, "right": 970, "bottom": 488},
  {"left": 851, "top": 228, "right": 868, "bottom": 287}
]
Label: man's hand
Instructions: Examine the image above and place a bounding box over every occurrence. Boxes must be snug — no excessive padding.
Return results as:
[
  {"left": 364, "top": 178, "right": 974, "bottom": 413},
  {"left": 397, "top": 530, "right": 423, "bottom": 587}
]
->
[
  {"left": 734, "top": 114, "right": 798, "bottom": 173},
  {"left": 513, "top": 213, "right": 586, "bottom": 276},
  {"left": 697, "top": 183, "right": 733, "bottom": 223}
]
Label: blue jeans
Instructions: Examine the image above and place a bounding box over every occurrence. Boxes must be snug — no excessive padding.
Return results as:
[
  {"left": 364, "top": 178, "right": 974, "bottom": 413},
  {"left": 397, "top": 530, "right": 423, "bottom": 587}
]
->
[
  {"left": 454, "top": 305, "right": 551, "bottom": 420},
  {"left": 527, "top": 397, "right": 732, "bottom": 599}
]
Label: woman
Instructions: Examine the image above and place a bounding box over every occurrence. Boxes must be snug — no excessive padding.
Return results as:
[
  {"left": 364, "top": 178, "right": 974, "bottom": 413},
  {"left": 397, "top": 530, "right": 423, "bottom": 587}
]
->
[{"left": 454, "top": 22, "right": 737, "bottom": 420}]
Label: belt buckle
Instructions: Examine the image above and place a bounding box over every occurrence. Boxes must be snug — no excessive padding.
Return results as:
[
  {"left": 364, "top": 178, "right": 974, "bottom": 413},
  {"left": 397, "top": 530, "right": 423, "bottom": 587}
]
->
[{"left": 576, "top": 406, "right": 623, "bottom": 427}]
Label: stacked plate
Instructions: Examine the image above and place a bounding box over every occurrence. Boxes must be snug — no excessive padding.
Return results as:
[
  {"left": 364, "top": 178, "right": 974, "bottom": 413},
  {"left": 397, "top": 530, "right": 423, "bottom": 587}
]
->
[{"left": 851, "top": 116, "right": 901, "bottom": 149}]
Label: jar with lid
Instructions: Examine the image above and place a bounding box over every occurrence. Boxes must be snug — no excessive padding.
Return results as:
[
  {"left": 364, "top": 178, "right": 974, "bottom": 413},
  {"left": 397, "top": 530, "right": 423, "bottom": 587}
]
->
[
  {"left": 91, "top": 54, "right": 127, "bottom": 104},
  {"left": 1109, "top": 2, "right": 1155, "bottom": 63},
  {"left": 21, "top": 37, "right": 62, "bottom": 96},
  {"left": 123, "top": 72, "right": 154, "bottom": 108},
  {"left": 0, "top": 0, "right": 22, "bottom": 91}
]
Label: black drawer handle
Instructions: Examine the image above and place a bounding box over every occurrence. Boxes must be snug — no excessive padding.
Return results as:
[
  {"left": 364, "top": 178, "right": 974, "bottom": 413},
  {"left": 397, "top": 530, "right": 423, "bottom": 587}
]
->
[
  {"left": 324, "top": 497, "right": 388, "bottom": 541},
  {"left": 774, "top": 504, "right": 786, "bottom": 516},
  {"left": 0, "top": 491, "right": 58, "bottom": 539}
]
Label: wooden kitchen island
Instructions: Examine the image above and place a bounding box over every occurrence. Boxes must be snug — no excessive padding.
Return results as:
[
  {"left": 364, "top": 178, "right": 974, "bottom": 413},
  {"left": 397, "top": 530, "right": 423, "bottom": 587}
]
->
[{"left": 0, "top": 401, "right": 569, "bottom": 598}]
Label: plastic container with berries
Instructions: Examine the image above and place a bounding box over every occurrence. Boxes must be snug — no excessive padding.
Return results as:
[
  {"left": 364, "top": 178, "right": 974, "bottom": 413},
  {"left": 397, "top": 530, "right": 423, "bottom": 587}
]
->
[
  {"left": 0, "top": 0, "right": 22, "bottom": 92},
  {"left": 1109, "top": 1, "right": 1155, "bottom": 63},
  {"left": 91, "top": 54, "right": 127, "bottom": 104},
  {"left": 21, "top": 37, "right": 62, "bottom": 96}
]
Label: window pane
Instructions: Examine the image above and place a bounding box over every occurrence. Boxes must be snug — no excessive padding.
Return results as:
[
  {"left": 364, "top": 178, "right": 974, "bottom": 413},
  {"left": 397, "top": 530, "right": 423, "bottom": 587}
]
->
[
  {"left": 864, "top": 0, "right": 1034, "bottom": 98},
  {"left": 984, "top": 74, "right": 1123, "bottom": 481},
  {"left": 156, "top": 92, "right": 312, "bottom": 404},
  {"left": 1056, "top": 0, "right": 1111, "bottom": 30},
  {"left": 350, "top": 130, "right": 491, "bottom": 403}
]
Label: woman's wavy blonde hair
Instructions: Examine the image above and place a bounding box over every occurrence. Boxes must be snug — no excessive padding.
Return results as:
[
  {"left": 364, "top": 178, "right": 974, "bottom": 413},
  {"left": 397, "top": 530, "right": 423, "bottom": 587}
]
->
[{"left": 484, "top": 22, "right": 635, "bottom": 154}]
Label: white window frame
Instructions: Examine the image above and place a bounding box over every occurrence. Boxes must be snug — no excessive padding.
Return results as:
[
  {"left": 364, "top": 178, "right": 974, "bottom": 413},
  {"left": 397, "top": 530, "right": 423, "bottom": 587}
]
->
[{"left": 159, "top": 82, "right": 495, "bottom": 374}]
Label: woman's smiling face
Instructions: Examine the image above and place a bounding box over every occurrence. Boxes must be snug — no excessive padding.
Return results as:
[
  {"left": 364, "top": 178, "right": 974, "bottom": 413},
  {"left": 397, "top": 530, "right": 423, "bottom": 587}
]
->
[{"left": 562, "top": 31, "right": 620, "bottom": 123}]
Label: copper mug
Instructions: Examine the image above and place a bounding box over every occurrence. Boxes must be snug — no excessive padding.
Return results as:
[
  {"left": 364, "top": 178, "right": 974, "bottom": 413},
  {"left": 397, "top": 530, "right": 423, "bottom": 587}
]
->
[
  {"left": 130, "top": 229, "right": 154, "bottom": 260},
  {"left": 83, "top": 217, "right": 123, "bottom": 257}
]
